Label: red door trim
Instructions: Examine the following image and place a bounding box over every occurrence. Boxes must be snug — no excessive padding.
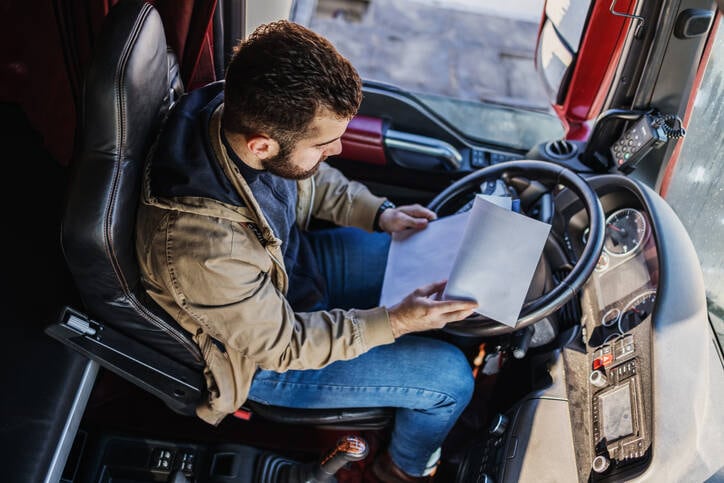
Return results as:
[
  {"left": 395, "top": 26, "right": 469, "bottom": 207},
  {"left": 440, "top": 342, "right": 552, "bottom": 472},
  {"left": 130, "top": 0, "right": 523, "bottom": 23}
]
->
[
  {"left": 551, "top": 0, "right": 637, "bottom": 140},
  {"left": 340, "top": 115, "right": 387, "bottom": 166}
]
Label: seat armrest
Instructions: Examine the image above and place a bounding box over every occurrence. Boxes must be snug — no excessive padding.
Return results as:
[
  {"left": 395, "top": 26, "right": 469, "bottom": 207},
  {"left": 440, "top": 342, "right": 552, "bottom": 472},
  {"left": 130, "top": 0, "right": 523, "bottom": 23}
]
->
[{"left": 46, "top": 306, "right": 205, "bottom": 416}]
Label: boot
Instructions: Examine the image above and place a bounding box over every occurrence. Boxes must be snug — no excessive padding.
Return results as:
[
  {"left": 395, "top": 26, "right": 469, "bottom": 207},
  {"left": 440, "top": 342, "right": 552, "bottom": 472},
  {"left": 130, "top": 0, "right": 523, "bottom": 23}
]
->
[{"left": 369, "top": 451, "right": 435, "bottom": 483}]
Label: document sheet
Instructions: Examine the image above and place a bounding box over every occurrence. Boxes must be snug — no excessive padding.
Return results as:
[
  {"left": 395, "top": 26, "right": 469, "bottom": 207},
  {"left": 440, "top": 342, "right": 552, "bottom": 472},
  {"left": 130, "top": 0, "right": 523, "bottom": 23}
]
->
[{"left": 380, "top": 195, "right": 551, "bottom": 327}]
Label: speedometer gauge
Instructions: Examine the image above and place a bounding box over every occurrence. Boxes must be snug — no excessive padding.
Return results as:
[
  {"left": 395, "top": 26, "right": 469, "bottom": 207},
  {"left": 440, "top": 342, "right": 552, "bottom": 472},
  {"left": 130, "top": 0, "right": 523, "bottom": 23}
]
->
[
  {"left": 604, "top": 208, "right": 646, "bottom": 256},
  {"left": 618, "top": 290, "right": 656, "bottom": 333}
]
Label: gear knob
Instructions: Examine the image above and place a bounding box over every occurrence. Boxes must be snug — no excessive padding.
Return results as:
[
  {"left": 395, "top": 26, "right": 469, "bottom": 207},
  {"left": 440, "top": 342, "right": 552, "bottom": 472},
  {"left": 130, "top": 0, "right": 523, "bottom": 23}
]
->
[{"left": 313, "top": 435, "right": 369, "bottom": 481}]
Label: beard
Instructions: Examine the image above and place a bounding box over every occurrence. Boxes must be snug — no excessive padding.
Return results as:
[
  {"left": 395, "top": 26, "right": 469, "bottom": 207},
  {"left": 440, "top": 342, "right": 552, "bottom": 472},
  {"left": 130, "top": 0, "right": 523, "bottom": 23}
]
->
[{"left": 261, "top": 141, "right": 324, "bottom": 180}]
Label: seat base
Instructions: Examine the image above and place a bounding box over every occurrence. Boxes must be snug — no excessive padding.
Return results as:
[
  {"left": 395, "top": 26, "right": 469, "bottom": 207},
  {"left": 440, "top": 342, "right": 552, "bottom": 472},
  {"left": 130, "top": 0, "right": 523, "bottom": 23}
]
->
[{"left": 243, "top": 401, "right": 394, "bottom": 430}]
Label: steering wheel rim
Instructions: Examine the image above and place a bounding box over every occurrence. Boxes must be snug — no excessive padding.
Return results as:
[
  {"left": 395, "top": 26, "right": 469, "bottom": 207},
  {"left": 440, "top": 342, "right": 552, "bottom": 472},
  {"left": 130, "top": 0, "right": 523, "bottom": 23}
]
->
[{"left": 427, "top": 160, "right": 605, "bottom": 336}]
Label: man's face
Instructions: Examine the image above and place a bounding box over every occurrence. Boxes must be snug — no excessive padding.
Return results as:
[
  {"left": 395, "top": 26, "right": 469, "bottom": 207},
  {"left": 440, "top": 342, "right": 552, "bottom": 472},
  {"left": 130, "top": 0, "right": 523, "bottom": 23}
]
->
[{"left": 262, "top": 110, "right": 349, "bottom": 180}]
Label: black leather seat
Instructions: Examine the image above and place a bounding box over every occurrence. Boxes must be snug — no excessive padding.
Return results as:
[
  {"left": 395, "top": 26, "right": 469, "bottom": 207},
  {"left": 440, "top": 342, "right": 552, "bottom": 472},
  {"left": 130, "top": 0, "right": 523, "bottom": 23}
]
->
[{"left": 49, "top": 0, "right": 392, "bottom": 429}]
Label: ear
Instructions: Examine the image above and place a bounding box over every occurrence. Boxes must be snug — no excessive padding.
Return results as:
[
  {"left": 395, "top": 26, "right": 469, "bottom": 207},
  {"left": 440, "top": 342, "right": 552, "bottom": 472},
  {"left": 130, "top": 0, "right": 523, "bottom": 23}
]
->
[{"left": 246, "top": 134, "right": 279, "bottom": 160}]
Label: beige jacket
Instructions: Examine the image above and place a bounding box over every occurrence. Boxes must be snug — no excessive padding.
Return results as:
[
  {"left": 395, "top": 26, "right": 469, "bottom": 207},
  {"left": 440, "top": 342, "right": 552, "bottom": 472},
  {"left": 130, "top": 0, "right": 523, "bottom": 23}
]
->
[{"left": 136, "top": 105, "right": 395, "bottom": 425}]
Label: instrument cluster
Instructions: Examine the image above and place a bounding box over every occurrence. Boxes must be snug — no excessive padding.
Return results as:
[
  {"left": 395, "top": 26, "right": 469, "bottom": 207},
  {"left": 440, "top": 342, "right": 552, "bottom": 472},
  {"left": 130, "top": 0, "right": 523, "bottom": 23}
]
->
[{"left": 581, "top": 207, "right": 658, "bottom": 348}]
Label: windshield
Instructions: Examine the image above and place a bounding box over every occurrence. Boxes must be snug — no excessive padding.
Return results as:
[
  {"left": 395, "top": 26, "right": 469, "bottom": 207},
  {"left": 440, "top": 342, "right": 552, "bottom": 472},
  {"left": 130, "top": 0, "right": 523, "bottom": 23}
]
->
[
  {"left": 412, "top": 92, "right": 564, "bottom": 150},
  {"left": 663, "top": 19, "right": 724, "bottom": 354},
  {"left": 292, "top": 0, "right": 564, "bottom": 150}
]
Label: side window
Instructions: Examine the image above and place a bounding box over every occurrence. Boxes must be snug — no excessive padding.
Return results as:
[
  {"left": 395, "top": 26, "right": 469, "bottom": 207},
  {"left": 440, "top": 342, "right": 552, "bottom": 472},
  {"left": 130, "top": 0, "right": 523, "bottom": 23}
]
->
[{"left": 663, "top": 20, "right": 724, "bottom": 351}]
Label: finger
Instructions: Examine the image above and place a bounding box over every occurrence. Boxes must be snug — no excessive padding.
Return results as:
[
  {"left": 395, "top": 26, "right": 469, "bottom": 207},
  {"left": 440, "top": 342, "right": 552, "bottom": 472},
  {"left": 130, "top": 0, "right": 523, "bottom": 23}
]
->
[
  {"left": 429, "top": 298, "right": 478, "bottom": 314},
  {"left": 397, "top": 212, "right": 429, "bottom": 229},
  {"left": 413, "top": 280, "right": 447, "bottom": 297},
  {"left": 444, "top": 308, "right": 478, "bottom": 322},
  {"left": 434, "top": 309, "right": 477, "bottom": 327},
  {"left": 399, "top": 204, "right": 437, "bottom": 220}
]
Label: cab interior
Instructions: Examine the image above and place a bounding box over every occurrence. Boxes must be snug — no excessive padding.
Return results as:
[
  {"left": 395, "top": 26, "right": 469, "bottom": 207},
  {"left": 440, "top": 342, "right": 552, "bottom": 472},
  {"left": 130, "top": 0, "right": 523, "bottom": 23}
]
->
[{"left": 1, "top": 1, "right": 723, "bottom": 482}]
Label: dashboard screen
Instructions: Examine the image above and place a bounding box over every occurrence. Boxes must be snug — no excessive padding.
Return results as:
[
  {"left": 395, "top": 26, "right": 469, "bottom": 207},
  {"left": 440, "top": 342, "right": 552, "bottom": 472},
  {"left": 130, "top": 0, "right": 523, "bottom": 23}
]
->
[
  {"left": 597, "top": 256, "right": 650, "bottom": 308},
  {"left": 600, "top": 383, "right": 634, "bottom": 442}
]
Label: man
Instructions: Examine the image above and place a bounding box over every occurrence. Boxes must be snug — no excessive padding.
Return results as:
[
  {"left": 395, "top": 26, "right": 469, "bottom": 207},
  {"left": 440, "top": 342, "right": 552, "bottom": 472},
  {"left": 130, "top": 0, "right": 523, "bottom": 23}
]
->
[{"left": 136, "top": 20, "right": 478, "bottom": 481}]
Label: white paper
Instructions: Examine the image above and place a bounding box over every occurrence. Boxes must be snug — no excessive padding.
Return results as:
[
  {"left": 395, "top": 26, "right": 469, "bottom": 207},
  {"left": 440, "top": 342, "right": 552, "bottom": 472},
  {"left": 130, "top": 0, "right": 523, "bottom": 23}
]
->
[
  {"left": 477, "top": 193, "right": 512, "bottom": 210},
  {"left": 379, "top": 211, "right": 469, "bottom": 307},
  {"left": 379, "top": 195, "right": 551, "bottom": 327},
  {"left": 443, "top": 196, "right": 551, "bottom": 326}
]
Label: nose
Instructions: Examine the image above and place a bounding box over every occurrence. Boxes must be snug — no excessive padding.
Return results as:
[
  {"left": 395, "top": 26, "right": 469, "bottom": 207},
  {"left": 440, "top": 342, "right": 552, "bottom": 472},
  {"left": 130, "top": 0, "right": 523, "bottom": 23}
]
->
[{"left": 325, "top": 139, "right": 343, "bottom": 157}]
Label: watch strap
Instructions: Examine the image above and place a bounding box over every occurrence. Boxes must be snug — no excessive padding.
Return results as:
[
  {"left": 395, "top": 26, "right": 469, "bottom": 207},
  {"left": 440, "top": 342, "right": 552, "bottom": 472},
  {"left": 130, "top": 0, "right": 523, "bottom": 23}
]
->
[{"left": 373, "top": 200, "right": 396, "bottom": 232}]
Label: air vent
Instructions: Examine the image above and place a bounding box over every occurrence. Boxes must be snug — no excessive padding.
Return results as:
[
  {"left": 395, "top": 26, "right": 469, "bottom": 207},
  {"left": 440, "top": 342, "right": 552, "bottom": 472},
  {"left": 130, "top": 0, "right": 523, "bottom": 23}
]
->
[{"left": 544, "top": 139, "right": 577, "bottom": 160}]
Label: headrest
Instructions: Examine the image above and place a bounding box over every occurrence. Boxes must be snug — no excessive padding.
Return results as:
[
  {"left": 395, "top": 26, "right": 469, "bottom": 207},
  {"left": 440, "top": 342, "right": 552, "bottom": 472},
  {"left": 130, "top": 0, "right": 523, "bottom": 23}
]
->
[{"left": 82, "top": 0, "right": 169, "bottom": 160}]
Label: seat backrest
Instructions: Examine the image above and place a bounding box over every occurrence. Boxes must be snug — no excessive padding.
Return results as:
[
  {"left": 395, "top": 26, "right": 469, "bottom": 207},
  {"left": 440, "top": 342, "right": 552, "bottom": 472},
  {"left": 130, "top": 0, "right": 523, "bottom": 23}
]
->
[
  {"left": 61, "top": 0, "right": 202, "bottom": 369},
  {"left": 56, "top": 0, "right": 396, "bottom": 429}
]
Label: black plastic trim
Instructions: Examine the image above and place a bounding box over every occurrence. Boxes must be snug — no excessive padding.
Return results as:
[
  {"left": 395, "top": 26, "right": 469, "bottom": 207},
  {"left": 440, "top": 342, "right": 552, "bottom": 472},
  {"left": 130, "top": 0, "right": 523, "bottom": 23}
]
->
[{"left": 45, "top": 306, "right": 204, "bottom": 416}]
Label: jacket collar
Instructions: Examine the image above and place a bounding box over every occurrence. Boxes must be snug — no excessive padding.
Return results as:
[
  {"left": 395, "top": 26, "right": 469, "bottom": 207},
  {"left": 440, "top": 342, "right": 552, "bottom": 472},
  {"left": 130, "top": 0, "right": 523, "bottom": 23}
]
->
[{"left": 208, "top": 104, "right": 281, "bottom": 248}]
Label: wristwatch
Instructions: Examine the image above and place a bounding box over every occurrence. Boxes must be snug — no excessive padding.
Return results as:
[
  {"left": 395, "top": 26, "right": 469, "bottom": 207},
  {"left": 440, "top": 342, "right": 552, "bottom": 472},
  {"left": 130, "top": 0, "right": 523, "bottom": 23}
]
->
[{"left": 373, "top": 200, "right": 396, "bottom": 232}]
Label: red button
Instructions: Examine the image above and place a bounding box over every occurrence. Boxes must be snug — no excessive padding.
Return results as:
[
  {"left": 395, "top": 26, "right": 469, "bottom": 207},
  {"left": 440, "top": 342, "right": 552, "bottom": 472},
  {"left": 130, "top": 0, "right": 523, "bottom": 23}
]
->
[{"left": 233, "top": 409, "right": 253, "bottom": 420}]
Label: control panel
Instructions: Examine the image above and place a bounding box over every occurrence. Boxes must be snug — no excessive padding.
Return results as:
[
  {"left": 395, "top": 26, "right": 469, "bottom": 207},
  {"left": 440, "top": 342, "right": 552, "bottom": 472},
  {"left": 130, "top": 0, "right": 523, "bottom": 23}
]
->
[
  {"left": 610, "top": 114, "right": 668, "bottom": 173},
  {"left": 151, "top": 446, "right": 197, "bottom": 477},
  {"left": 469, "top": 148, "right": 520, "bottom": 168},
  {"left": 576, "top": 205, "right": 657, "bottom": 479},
  {"left": 587, "top": 323, "right": 652, "bottom": 478}
]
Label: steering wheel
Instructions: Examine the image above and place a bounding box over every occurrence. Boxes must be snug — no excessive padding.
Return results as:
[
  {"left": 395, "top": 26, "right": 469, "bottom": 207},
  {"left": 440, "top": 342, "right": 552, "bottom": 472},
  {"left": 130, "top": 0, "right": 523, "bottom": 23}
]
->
[{"left": 427, "top": 160, "right": 605, "bottom": 337}]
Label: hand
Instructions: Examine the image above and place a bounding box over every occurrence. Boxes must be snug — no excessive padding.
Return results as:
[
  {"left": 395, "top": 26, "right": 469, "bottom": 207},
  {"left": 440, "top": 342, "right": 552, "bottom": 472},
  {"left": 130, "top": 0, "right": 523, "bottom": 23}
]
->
[
  {"left": 378, "top": 204, "right": 437, "bottom": 233},
  {"left": 387, "top": 280, "right": 478, "bottom": 338}
]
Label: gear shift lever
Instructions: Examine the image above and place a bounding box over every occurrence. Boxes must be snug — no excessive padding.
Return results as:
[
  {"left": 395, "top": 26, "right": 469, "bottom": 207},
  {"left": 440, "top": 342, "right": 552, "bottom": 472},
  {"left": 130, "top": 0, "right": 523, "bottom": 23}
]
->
[
  {"left": 256, "top": 434, "right": 369, "bottom": 483},
  {"left": 312, "top": 435, "right": 369, "bottom": 481},
  {"left": 287, "top": 435, "right": 369, "bottom": 483}
]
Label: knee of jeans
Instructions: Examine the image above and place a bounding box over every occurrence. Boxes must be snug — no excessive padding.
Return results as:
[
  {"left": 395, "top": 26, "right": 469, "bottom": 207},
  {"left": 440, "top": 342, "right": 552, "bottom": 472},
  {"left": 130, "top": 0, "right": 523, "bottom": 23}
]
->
[
  {"left": 452, "top": 357, "right": 475, "bottom": 408},
  {"left": 430, "top": 344, "right": 475, "bottom": 408}
]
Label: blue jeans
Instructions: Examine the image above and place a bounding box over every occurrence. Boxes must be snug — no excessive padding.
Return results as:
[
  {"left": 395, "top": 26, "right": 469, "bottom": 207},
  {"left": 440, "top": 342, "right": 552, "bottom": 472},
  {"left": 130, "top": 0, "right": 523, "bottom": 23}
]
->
[{"left": 247, "top": 227, "right": 474, "bottom": 476}]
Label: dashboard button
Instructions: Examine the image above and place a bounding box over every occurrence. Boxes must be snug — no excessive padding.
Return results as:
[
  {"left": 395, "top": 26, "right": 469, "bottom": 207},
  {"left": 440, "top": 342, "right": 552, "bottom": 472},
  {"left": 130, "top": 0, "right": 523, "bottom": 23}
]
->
[
  {"left": 590, "top": 370, "right": 608, "bottom": 387},
  {"left": 592, "top": 455, "right": 610, "bottom": 473}
]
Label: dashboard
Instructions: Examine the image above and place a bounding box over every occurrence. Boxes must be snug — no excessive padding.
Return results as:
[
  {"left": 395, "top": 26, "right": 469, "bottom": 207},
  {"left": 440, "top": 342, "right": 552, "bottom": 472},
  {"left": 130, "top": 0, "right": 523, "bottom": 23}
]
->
[
  {"left": 560, "top": 184, "right": 659, "bottom": 480},
  {"left": 451, "top": 172, "right": 722, "bottom": 483},
  {"left": 346, "top": 84, "right": 723, "bottom": 482}
]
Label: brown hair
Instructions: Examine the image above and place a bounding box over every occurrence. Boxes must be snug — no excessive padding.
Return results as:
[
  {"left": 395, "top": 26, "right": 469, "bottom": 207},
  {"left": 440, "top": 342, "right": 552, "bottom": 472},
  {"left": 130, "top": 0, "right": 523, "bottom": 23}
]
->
[{"left": 223, "top": 21, "right": 362, "bottom": 145}]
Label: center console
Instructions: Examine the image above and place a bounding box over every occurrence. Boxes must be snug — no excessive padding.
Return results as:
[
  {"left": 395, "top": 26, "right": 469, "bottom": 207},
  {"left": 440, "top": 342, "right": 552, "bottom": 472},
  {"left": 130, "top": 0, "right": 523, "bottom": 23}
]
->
[{"left": 578, "top": 206, "right": 657, "bottom": 480}]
